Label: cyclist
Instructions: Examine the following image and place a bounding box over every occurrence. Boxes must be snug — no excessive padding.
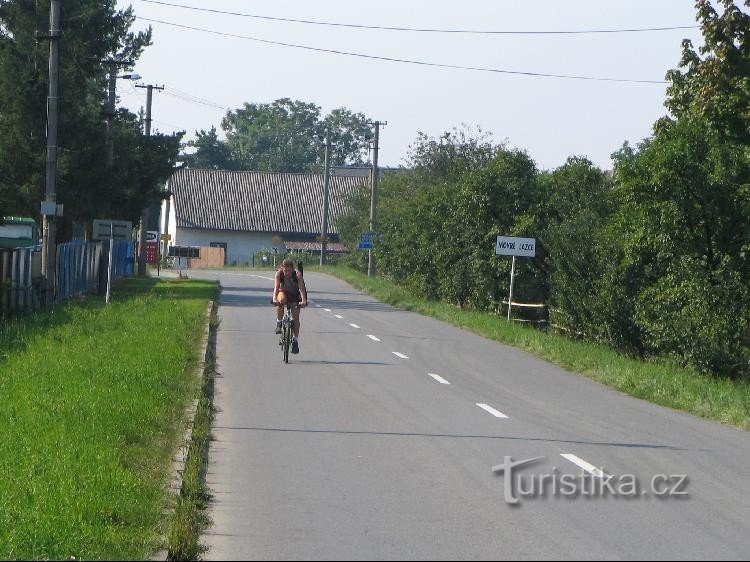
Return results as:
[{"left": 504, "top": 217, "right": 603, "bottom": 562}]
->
[{"left": 272, "top": 259, "right": 308, "bottom": 354}]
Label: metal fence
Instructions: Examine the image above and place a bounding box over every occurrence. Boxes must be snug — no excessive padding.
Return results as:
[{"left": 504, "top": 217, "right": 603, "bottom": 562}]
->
[
  {"left": 56, "top": 241, "right": 102, "bottom": 301},
  {"left": 1, "top": 240, "right": 135, "bottom": 315},
  {"left": 0, "top": 246, "right": 43, "bottom": 313}
]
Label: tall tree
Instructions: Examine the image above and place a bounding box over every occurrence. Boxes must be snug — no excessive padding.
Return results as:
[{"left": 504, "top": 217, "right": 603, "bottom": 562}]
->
[
  {"left": 221, "top": 98, "right": 371, "bottom": 173},
  {"left": 0, "top": 1, "right": 180, "bottom": 238},
  {"left": 664, "top": 0, "right": 750, "bottom": 143},
  {"left": 181, "top": 126, "right": 235, "bottom": 170}
]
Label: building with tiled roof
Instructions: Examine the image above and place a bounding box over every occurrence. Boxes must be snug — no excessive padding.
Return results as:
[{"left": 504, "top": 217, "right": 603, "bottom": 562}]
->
[{"left": 161, "top": 168, "right": 368, "bottom": 265}]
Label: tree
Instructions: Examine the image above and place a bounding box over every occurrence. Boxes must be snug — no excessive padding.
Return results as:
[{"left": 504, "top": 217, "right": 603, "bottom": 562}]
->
[
  {"left": 665, "top": 0, "right": 750, "bottom": 143},
  {"left": 221, "top": 98, "right": 372, "bottom": 173},
  {"left": 538, "top": 157, "right": 613, "bottom": 340},
  {"left": 611, "top": 117, "right": 750, "bottom": 375},
  {"left": 0, "top": 0, "right": 174, "bottom": 239},
  {"left": 181, "top": 126, "right": 235, "bottom": 170},
  {"left": 374, "top": 128, "right": 542, "bottom": 309}
]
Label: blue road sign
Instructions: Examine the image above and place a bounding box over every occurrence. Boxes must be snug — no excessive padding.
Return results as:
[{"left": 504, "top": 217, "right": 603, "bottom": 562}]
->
[{"left": 358, "top": 232, "right": 374, "bottom": 250}]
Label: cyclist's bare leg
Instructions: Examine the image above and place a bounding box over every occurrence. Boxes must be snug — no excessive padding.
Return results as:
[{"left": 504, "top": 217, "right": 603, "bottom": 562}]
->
[
  {"left": 292, "top": 306, "right": 301, "bottom": 337},
  {"left": 276, "top": 291, "right": 287, "bottom": 321}
]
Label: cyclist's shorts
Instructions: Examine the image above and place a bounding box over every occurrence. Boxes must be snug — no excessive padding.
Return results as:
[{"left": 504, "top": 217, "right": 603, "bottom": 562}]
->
[{"left": 277, "top": 289, "right": 301, "bottom": 303}]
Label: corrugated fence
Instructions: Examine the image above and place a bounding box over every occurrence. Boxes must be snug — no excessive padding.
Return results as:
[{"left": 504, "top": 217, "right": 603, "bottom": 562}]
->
[{"left": 1, "top": 240, "right": 135, "bottom": 315}]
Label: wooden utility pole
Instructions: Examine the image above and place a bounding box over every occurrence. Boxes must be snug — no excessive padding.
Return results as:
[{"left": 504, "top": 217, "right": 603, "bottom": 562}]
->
[
  {"left": 320, "top": 130, "right": 331, "bottom": 266},
  {"left": 136, "top": 83, "right": 164, "bottom": 276},
  {"left": 368, "top": 121, "right": 386, "bottom": 277},
  {"left": 41, "top": 0, "right": 61, "bottom": 305}
]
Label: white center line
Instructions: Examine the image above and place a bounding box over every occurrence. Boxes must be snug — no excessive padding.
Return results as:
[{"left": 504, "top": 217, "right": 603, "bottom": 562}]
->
[
  {"left": 335, "top": 314, "right": 344, "bottom": 319},
  {"left": 428, "top": 373, "right": 451, "bottom": 385},
  {"left": 476, "top": 403, "right": 509, "bottom": 419},
  {"left": 392, "top": 352, "right": 409, "bottom": 359},
  {"left": 560, "top": 454, "right": 609, "bottom": 478},
  {"left": 349, "top": 323, "right": 360, "bottom": 329},
  {"left": 367, "top": 335, "right": 381, "bottom": 342},
  {"left": 250, "top": 274, "right": 275, "bottom": 281},
  {"left": 324, "top": 308, "right": 332, "bottom": 312}
]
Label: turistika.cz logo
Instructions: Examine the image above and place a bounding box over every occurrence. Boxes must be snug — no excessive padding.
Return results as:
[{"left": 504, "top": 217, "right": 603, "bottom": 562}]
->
[{"left": 492, "top": 456, "right": 689, "bottom": 505}]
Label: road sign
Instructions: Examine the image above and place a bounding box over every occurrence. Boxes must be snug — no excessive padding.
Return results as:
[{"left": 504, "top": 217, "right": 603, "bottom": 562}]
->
[
  {"left": 331, "top": 166, "right": 372, "bottom": 177},
  {"left": 495, "top": 236, "right": 536, "bottom": 257},
  {"left": 146, "top": 230, "right": 159, "bottom": 243},
  {"left": 160, "top": 233, "right": 171, "bottom": 242},
  {"left": 92, "top": 219, "right": 132, "bottom": 241},
  {"left": 358, "top": 232, "right": 375, "bottom": 250}
]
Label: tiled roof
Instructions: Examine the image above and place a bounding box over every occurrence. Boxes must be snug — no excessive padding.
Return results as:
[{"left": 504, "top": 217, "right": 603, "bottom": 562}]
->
[{"left": 167, "top": 168, "right": 368, "bottom": 235}]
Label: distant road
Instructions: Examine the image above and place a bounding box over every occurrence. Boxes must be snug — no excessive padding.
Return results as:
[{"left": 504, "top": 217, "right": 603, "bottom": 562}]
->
[{"left": 189, "top": 270, "right": 750, "bottom": 560}]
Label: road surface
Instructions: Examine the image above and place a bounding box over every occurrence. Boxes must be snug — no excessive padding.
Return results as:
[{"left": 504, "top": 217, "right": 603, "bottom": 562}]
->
[{"left": 188, "top": 270, "right": 750, "bottom": 560}]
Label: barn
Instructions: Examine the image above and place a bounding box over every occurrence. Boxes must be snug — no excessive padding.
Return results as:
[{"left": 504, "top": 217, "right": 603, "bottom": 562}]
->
[{"left": 160, "top": 168, "right": 368, "bottom": 266}]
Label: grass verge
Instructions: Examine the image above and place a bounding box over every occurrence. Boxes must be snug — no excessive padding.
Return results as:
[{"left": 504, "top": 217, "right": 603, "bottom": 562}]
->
[
  {"left": 165, "top": 304, "right": 218, "bottom": 561},
  {"left": 0, "top": 278, "right": 217, "bottom": 560},
  {"left": 323, "top": 265, "right": 750, "bottom": 431}
]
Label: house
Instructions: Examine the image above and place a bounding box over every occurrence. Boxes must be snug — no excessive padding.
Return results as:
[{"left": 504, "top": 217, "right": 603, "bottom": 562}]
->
[{"left": 160, "top": 168, "right": 368, "bottom": 265}]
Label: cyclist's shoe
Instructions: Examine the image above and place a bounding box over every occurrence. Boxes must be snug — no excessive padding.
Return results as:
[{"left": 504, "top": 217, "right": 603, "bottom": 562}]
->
[
  {"left": 291, "top": 339, "right": 300, "bottom": 354},
  {"left": 275, "top": 321, "right": 282, "bottom": 334}
]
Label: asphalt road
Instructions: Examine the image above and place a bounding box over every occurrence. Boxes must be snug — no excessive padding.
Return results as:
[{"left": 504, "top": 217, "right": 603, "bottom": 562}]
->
[{"left": 188, "top": 270, "right": 750, "bottom": 560}]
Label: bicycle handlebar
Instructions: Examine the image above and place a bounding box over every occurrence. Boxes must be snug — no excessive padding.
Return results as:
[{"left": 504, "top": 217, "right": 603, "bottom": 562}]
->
[{"left": 271, "top": 300, "right": 307, "bottom": 308}]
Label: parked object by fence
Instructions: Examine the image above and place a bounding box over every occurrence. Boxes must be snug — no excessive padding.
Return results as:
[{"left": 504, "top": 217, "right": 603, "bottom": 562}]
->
[{"left": 0, "top": 246, "right": 43, "bottom": 314}]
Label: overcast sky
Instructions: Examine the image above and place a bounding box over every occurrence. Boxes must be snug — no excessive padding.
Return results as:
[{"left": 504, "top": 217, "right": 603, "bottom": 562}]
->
[{"left": 114, "top": 0, "right": 710, "bottom": 171}]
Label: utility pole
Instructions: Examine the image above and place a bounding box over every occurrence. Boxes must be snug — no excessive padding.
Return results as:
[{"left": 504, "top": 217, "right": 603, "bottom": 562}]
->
[
  {"left": 320, "top": 130, "right": 331, "bottom": 266},
  {"left": 136, "top": 83, "right": 164, "bottom": 276},
  {"left": 105, "top": 65, "right": 117, "bottom": 170},
  {"left": 41, "top": 0, "right": 61, "bottom": 305},
  {"left": 368, "top": 121, "right": 386, "bottom": 277},
  {"left": 103, "top": 61, "right": 136, "bottom": 171}
]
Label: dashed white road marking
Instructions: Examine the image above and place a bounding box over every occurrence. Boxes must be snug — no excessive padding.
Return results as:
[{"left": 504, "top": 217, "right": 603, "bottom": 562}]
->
[
  {"left": 476, "top": 403, "right": 509, "bottom": 419},
  {"left": 324, "top": 308, "right": 332, "bottom": 312},
  {"left": 335, "top": 314, "right": 344, "bottom": 319},
  {"left": 250, "top": 274, "right": 275, "bottom": 281},
  {"left": 392, "top": 352, "right": 409, "bottom": 359},
  {"left": 367, "top": 335, "right": 381, "bottom": 342},
  {"left": 349, "top": 323, "right": 360, "bottom": 329},
  {"left": 428, "top": 373, "right": 451, "bottom": 385},
  {"left": 560, "top": 454, "right": 609, "bottom": 478}
]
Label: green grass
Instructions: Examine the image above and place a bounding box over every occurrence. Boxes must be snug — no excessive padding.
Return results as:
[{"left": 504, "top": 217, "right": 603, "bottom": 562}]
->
[
  {"left": 0, "top": 278, "right": 217, "bottom": 560},
  {"left": 323, "top": 265, "right": 750, "bottom": 431}
]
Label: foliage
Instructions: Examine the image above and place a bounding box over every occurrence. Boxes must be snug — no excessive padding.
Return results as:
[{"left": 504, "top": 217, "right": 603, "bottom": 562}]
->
[
  {"left": 218, "top": 98, "right": 371, "bottom": 173},
  {"left": 375, "top": 128, "right": 542, "bottom": 309},
  {"left": 537, "top": 157, "right": 615, "bottom": 341},
  {"left": 665, "top": 0, "right": 750, "bottom": 143},
  {"left": 611, "top": 117, "right": 750, "bottom": 376},
  {"left": 181, "top": 126, "right": 235, "bottom": 170},
  {"left": 0, "top": 0, "right": 181, "bottom": 238}
]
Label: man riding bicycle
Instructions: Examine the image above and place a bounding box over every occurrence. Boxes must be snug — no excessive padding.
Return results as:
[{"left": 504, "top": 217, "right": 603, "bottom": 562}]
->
[{"left": 272, "top": 259, "right": 308, "bottom": 354}]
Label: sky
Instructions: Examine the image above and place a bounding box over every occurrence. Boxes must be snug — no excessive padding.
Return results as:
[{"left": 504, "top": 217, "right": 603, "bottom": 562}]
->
[{"left": 114, "top": 0, "right": 709, "bottom": 172}]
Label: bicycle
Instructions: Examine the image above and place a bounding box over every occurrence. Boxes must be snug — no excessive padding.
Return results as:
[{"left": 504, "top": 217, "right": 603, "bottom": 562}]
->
[{"left": 272, "top": 300, "right": 300, "bottom": 363}]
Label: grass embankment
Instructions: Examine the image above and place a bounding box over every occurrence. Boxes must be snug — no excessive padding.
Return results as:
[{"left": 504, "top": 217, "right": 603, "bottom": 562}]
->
[
  {"left": 0, "top": 278, "right": 217, "bottom": 560},
  {"left": 324, "top": 265, "right": 750, "bottom": 431}
]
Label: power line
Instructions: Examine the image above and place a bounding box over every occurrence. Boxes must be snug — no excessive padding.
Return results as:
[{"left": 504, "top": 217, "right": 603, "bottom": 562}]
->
[
  {"left": 136, "top": 17, "right": 668, "bottom": 84},
  {"left": 140, "top": 0, "right": 699, "bottom": 36}
]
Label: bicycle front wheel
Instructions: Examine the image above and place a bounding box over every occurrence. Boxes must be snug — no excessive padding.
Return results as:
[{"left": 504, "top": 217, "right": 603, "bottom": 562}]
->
[{"left": 283, "top": 326, "right": 291, "bottom": 363}]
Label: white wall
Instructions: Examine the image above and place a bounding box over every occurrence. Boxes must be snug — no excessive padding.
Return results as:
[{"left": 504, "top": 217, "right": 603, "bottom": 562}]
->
[{"left": 175, "top": 228, "right": 282, "bottom": 266}]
